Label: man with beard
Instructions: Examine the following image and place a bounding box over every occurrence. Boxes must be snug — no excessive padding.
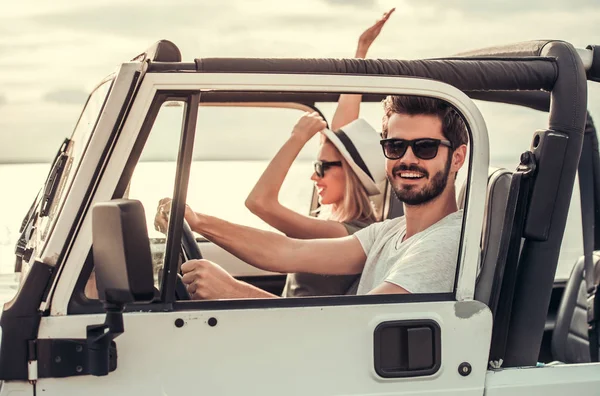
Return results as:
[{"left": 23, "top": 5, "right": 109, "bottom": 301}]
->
[{"left": 169, "top": 95, "right": 468, "bottom": 298}]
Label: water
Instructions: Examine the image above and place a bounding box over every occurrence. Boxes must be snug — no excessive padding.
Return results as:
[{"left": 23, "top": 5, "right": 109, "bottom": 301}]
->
[{"left": 0, "top": 160, "right": 584, "bottom": 306}]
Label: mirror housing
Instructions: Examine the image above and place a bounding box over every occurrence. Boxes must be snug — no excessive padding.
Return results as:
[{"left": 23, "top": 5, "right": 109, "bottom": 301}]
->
[{"left": 92, "top": 199, "right": 155, "bottom": 304}]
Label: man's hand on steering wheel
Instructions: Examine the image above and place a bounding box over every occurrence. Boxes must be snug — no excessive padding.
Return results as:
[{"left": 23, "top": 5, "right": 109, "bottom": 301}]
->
[
  {"left": 155, "top": 197, "right": 202, "bottom": 234},
  {"left": 181, "top": 259, "right": 246, "bottom": 300}
]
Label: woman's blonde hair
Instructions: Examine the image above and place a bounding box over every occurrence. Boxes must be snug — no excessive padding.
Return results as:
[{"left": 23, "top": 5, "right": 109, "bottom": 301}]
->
[{"left": 320, "top": 140, "right": 378, "bottom": 224}]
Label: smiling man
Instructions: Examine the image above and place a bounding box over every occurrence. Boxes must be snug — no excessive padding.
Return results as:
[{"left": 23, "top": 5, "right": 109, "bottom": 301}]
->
[{"left": 160, "top": 95, "right": 468, "bottom": 299}]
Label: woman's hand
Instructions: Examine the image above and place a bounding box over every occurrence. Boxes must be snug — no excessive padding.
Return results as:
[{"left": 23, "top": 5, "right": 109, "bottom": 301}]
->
[
  {"left": 154, "top": 198, "right": 203, "bottom": 234},
  {"left": 291, "top": 112, "right": 327, "bottom": 142},
  {"left": 331, "top": 8, "right": 395, "bottom": 131},
  {"left": 356, "top": 8, "right": 395, "bottom": 58},
  {"left": 154, "top": 198, "right": 171, "bottom": 234}
]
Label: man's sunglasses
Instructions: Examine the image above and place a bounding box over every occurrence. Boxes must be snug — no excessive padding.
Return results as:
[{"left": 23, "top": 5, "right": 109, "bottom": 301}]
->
[
  {"left": 313, "top": 160, "right": 342, "bottom": 178},
  {"left": 380, "top": 138, "right": 453, "bottom": 160}
]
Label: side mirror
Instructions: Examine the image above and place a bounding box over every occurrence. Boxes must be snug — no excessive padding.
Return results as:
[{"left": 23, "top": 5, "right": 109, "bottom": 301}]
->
[
  {"left": 92, "top": 199, "right": 155, "bottom": 304},
  {"left": 87, "top": 199, "right": 155, "bottom": 376}
]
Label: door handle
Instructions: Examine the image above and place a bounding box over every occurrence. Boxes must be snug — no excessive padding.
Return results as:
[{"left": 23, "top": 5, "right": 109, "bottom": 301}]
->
[{"left": 373, "top": 320, "right": 441, "bottom": 378}]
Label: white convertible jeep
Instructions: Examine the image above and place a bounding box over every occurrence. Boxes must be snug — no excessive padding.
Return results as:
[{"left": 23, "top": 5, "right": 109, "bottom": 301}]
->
[{"left": 1, "top": 39, "right": 599, "bottom": 395}]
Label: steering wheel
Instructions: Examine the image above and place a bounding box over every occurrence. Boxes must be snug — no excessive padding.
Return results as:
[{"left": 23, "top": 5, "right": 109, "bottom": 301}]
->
[
  {"left": 174, "top": 219, "right": 203, "bottom": 301},
  {"left": 182, "top": 219, "right": 203, "bottom": 260}
]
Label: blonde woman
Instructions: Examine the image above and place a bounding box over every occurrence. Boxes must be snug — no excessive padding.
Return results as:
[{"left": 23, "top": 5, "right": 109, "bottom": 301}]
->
[
  {"left": 244, "top": 8, "right": 395, "bottom": 296},
  {"left": 245, "top": 112, "right": 385, "bottom": 296},
  {"left": 155, "top": 9, "right": 394, "bottom": 299}
]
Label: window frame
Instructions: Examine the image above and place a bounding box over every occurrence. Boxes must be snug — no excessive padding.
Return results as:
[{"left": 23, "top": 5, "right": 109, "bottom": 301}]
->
[{"left": 58, "top": 72, "right": 488, "bottom": 315}]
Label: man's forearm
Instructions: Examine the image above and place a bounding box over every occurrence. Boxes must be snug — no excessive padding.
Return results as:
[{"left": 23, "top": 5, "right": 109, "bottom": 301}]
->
[
  {"left": 191, "top": 213, "right": 302, "bottom": 273},
  {"left": 189, "top": 213, "right": 366, "bottom": 276},
  {"left": 236, "top": 280, "right": 277, "bottom": 299}
]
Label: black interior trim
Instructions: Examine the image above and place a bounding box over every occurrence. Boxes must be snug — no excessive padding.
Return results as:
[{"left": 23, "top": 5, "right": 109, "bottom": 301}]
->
[
  {"left": 66, "top": 292, "right": 453, "bottom": 315},
  {"left": 172, "top": 293, "right": 454, "bottom": 311}
]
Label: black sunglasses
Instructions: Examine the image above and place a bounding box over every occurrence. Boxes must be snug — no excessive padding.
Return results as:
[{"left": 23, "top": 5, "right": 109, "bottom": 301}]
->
[
  {"left": 313, "top": 160, "right": 342, "bottom": 178},
  {"left": 380, "top": 138, "right": 453, "bottom": 160}
]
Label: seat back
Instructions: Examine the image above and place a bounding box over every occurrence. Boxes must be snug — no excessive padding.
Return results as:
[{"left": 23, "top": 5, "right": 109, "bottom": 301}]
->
[
  {"left": 551, "top": 253, "right": 600, "bottom": 363},
  {"left": 458, "top": 167, "right": 513, "bottom": 305}
]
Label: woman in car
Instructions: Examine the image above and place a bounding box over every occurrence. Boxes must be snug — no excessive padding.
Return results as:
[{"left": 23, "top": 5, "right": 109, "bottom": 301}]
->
[
  {"left": 242, "top": 8, "right": 395, "bottom": 296},
  {"left": 155, "top": 8, "right": 394, "bottom": 297},
  {"left": 155, "top": 111, "right": 386, "bottom": 296},
  {"left": 243, "top": 111, "right": 385, "bottom": 296}
]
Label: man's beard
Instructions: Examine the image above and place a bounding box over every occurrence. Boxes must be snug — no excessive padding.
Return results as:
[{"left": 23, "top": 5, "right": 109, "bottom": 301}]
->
[{"left": 390, "top": 154, "right": 452, "bottom": 206}]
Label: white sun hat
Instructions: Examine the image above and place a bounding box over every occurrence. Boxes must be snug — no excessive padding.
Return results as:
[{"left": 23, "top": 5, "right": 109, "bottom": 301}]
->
[{"left": 321, "top": 118, "right": 386, "bottom": 196}]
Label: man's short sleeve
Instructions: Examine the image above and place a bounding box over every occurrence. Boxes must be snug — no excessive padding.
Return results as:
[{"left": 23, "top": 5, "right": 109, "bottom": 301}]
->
[
  {"left": 384, "top": 225, "right": 460, "bottom": 293},
  {"left": 353, "top": 224, "right": 377, "bottom": 255},
  {"left": 353, "top": 218, "right": 400, "bottom": 255},
  {"left": 353, "top": 221, "right": 384, "bottom": 255}
]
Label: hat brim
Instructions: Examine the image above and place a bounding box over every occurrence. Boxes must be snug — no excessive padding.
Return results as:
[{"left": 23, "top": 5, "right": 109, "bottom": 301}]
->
[{"left": 321, "top": 129, "right": 382, "bottom": 196}]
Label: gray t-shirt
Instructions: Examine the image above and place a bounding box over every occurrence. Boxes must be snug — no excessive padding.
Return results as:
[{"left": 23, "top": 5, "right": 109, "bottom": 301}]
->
[
  {"left": 282, "top": 220, "right": 370, "bottom": 297},
  {"left": 354, "top": 210, "right": 463, "bottom": 295}
]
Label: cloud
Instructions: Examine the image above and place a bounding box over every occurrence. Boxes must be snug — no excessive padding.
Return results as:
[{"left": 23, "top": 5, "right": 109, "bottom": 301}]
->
[
  {"left": 43, "top": 89, "right": 88, "bottom": 105},
  {"left": 405, "top": 0, "right": 598, "bottom": 16},
  {"left": 30, "top": 3, "right": 235, "bottom": 37},
  {"left": 26, "top": 0, "right": 368, "bottom": 42},
  {"left": 321, "top": 0, "right": 377, "bottom": 7}
]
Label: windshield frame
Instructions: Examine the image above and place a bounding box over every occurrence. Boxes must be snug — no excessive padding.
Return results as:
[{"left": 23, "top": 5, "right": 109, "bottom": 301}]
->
[
  {"left": 33, "top": 76, "right": 115, "bottom": 255},
  {"left": 8, "top": 63, "right": 143, "bottom": 314}
]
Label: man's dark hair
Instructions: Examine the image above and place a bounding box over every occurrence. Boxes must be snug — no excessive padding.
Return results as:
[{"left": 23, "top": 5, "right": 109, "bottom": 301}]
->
[{"left": 381, "top": 95, "right": 469, "bottom": 149}]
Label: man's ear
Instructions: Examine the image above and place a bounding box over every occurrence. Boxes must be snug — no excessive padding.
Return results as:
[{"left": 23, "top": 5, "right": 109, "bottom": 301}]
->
[{"left": 451, "top": 144, "right": 467, "bottom": 173}]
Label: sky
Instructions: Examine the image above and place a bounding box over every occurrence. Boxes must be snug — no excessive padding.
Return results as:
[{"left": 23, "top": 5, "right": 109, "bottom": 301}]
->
[{"left": 0, "top": 0, "right": 600, "bottom": 163}]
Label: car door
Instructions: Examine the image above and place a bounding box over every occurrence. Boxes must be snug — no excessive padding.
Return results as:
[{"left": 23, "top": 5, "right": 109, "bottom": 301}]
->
[{"left": 35, "top": 72, "right": 492, "bottom": 395}]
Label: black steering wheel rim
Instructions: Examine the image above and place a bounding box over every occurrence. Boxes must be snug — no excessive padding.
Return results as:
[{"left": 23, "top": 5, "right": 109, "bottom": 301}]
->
[
  {"left": 182, "top": 219, "right": 203, "bottom": 260},
  {"left": 174, "top": 220, "right": 203, "bottom": 300}
]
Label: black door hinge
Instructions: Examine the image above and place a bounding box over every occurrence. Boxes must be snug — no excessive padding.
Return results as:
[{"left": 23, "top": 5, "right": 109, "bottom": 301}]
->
[{"left": 31, "top": 339, "right": 117, "bottom": 378}]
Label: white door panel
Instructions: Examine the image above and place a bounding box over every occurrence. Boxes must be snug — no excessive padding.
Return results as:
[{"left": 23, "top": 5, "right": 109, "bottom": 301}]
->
[
  {"left": 0, "top": 381, "right": 33, "bottom": 395},
  {"left": 36, "top": 301, "right": 491, "bottom": 395},
  {"left": 484, "top": 364, "right": 600, "bottom": 395}
]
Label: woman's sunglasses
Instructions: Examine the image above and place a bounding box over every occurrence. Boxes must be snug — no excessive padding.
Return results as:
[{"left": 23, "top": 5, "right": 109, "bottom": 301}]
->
[
  {"left": 380, "top": 138, "right": 453, "bottom": 160},
  {"left": 313, "top": 160, "right": 342, "bottom": 178}
]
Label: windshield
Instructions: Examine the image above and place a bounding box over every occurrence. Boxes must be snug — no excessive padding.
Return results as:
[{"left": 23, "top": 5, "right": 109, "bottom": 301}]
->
[{"left": 19, "top": 78, "right": 113, "bottom": 276}]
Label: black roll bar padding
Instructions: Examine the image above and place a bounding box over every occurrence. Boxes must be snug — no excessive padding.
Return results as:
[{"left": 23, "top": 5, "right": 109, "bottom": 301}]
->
[
  {"left": 587, "top": 45, "right": 600, "bottom": 83},
  {"left": 467, "top": 91, "right": 551, "bottom": 113},
  {"left": 131, "top": 39, "right": 182, "bottom": 63},
  {"left": 502, "top": 41, "right": 588, "bottom": 367},
  {"left": 456, "top": 40, "right": 587, "bottom": 134},
  {"left": 194, "top": 57, "right": 558, "bottom": 92},
  {"left": 541, "top": 42, "right": 588, "bottom": 136},
  {"left": 453, "top": 40, "right": 552, "bottom": 58}
]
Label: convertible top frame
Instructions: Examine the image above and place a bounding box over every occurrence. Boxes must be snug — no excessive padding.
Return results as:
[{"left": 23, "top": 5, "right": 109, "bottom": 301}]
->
[{"left": 139, "top": 39, "right": 595, "bottom": 366}]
